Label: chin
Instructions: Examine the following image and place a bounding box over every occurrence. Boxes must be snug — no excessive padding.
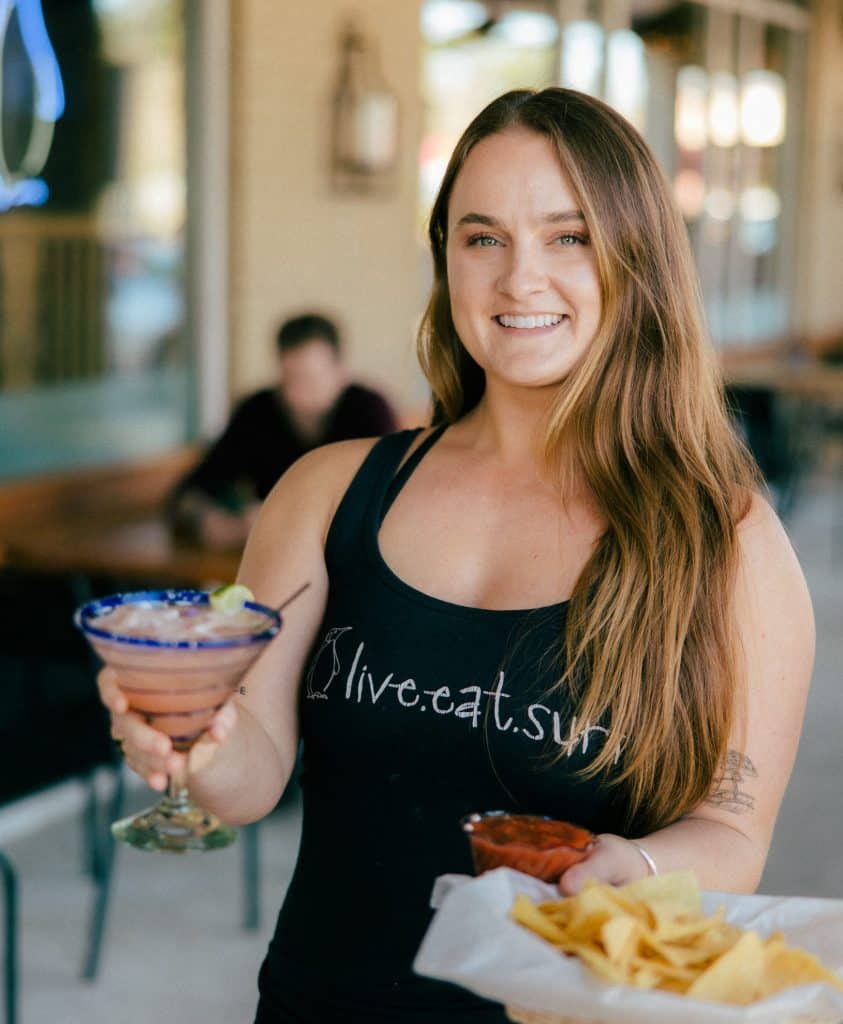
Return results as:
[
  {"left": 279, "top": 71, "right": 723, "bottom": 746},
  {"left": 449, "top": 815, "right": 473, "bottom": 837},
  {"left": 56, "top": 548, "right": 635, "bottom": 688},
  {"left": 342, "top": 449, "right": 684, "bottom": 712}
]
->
[{"left": 492, "top": 360, "right": 578, "bottom": 390}]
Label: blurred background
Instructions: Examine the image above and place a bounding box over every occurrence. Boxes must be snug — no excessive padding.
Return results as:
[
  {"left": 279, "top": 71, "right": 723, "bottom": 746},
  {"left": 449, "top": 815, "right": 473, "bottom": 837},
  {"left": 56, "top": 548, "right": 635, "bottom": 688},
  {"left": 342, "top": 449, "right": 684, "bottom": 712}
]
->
[{"left": 0, "top": 0, "right": 840, "bottom": 1022}]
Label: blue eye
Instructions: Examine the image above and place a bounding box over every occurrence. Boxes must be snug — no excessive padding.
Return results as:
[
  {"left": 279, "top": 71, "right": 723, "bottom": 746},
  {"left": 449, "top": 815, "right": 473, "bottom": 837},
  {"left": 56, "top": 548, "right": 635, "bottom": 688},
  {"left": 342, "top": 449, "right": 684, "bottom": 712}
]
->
[
  {"left": 557, "top": 233, "right": 588, "bottom": 246},
  {"left": 467, "top": 234, "right": 500, "bottom": 247}
]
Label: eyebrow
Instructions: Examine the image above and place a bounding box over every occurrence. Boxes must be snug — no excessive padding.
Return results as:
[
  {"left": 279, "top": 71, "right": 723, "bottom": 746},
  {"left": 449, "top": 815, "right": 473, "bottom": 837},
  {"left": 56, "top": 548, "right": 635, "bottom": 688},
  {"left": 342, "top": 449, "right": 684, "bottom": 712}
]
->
[{"left": 453, "top": 210, "right": 586, "bottom": 229}]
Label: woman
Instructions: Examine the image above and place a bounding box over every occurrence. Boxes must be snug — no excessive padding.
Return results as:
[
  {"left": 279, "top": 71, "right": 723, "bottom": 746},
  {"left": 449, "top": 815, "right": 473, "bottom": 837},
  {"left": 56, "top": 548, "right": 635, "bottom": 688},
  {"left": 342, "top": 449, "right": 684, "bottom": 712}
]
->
[{"left": 100, "top": 88, "right": 814, "bottom": 1023}]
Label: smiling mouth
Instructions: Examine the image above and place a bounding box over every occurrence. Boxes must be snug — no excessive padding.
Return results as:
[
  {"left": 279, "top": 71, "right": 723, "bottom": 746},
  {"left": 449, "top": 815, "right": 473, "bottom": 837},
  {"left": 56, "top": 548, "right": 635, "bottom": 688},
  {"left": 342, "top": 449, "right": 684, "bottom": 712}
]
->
[{"left": 494, "top": 314, "right": 566, "bottom": 329}]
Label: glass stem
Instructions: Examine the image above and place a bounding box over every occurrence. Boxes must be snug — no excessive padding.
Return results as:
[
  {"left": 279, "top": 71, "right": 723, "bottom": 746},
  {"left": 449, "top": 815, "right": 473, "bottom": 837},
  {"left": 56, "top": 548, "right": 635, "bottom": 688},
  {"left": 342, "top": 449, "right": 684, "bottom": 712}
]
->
[{"left": 164, "top": 768, "right": 191, "bottom": 815}]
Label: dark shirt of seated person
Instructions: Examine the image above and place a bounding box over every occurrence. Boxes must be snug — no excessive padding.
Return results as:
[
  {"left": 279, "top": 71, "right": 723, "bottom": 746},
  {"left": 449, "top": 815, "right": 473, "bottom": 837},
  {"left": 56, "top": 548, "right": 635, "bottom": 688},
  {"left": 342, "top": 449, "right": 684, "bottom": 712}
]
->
[{"left": 168, "top": 313, "right": 397, "bottom": 549}]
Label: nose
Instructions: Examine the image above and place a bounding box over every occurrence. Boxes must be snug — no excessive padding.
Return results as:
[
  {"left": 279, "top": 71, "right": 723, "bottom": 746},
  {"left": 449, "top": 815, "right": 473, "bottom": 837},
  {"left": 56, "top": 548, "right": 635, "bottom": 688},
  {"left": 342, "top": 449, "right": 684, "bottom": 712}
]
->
[{"left": 496, "top": 244, "right": 548, "bottom": 300}]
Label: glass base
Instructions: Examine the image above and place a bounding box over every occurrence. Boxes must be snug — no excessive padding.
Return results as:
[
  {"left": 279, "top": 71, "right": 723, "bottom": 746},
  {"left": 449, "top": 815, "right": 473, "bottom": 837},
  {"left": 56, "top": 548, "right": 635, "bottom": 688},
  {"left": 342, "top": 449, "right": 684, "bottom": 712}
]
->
[{"left": 111, "top": 791, "right": 237, "bottom": 853}]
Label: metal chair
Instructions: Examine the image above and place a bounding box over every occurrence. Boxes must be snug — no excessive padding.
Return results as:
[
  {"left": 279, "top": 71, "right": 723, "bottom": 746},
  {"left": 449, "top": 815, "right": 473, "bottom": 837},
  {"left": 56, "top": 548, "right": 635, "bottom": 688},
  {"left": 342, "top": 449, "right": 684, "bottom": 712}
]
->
[{"left": 0, "top": 849, "right": 16, "bottom": 1024}]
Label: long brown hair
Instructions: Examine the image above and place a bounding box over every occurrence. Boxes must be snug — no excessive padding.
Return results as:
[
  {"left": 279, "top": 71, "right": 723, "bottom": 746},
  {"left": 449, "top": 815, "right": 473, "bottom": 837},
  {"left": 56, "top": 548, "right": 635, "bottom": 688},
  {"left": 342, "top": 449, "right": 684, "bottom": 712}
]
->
[{"left": 417, "top": 88, "right": 759, "bottom": 834}]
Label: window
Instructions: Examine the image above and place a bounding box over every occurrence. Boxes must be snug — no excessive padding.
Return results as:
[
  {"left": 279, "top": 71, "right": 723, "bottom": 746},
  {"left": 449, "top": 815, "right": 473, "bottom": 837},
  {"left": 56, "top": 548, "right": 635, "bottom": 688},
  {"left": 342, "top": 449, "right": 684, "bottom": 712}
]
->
[
  {"left": 634, "top": 1, "right": 807, "bottom": 348},
  {"left": 418, "top": 0, "right": 809, "bottom": 350},
  {"left": 419, "top": 1, "right": 559, "bottom": 230},
  {"left": 0, "top": 0, "right": 190, "bottom": 478}
]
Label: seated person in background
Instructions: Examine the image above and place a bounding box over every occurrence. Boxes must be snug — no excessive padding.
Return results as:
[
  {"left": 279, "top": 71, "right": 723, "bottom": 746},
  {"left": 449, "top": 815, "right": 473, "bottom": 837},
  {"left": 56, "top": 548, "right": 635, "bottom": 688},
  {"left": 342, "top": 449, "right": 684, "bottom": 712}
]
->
[{"left": 168, "top": 312, "right": 397, "bottom": 548}]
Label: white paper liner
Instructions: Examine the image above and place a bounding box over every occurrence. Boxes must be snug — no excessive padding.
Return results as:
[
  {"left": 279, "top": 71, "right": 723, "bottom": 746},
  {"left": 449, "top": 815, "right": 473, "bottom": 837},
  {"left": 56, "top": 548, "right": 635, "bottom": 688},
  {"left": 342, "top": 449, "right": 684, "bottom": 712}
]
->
[{"left": 414, "top": 869, "right": 843, "bottom": 1024}]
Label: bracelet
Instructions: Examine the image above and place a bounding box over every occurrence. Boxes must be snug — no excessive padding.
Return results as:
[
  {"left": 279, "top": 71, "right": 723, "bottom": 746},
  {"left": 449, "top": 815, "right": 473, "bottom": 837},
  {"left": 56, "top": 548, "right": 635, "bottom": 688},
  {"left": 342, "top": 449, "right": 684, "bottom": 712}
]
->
[{"left": 632, "top": 842, "right": 658, "bottom": 876}]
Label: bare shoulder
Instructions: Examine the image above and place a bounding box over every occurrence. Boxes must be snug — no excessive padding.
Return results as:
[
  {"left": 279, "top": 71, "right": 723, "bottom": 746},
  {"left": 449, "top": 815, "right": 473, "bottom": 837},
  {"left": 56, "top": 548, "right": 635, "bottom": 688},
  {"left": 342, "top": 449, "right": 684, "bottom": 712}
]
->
[
  {"left": 277, "top": 436, "right": 382, "bottom": 489},
  {"left": 736, "top": 488, "right": 783, "bottom": 532},
  {"left": 261, "top": 437, "right": 381, "bottom": 533},
  {"left": 735, "top": 492, "right": 809, "bottom": 595},
  {"left": 734, "top": 490, "right": 815, "bottom": 672},
  {"left": 236, "top": 437, "right": 382, "bottom": 601}
]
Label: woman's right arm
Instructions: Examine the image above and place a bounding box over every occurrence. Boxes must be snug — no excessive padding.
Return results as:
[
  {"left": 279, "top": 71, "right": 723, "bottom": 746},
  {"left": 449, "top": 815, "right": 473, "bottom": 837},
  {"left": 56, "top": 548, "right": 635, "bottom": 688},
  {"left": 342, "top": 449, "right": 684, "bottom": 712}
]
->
[{"left": 99, "top": 438, "right": 377, "bottom": 825}]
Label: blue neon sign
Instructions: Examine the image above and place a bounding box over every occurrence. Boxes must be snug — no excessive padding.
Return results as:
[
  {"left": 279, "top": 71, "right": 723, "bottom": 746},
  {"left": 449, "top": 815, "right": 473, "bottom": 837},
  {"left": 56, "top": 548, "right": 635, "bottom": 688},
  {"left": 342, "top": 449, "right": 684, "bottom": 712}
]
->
[{"left": 0, "top": 0, "right": 65, "bottom": 210}]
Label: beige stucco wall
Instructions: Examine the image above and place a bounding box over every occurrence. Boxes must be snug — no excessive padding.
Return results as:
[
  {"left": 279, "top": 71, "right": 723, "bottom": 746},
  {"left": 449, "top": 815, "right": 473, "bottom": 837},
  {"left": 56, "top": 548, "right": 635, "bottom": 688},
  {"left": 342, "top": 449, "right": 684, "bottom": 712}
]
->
[
  {"left": 796, "top": 0, "right": 843, "bottom": 343},
  {"left": 228, "top": 0, "right": 428, "bottom": 416}
]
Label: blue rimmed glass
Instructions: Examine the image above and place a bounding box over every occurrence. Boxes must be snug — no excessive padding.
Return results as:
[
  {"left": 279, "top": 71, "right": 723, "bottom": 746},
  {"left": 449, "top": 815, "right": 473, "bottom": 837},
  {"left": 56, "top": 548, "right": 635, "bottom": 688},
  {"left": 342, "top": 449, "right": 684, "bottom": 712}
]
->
[{"left": 75, "top": 589, "right": 281, "bottom": 853}]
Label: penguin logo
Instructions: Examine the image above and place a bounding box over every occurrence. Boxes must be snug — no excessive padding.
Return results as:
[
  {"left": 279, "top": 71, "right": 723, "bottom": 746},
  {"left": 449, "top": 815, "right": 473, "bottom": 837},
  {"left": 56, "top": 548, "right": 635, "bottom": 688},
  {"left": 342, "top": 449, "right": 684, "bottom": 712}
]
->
[{"left": 305, "top": 626, "right": 352, "bottom": 700}]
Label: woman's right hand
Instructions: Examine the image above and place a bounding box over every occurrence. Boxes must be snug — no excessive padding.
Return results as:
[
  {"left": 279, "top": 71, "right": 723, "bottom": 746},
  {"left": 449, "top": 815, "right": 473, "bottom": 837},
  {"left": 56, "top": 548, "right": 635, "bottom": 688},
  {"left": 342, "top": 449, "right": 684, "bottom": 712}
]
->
[{"left": 97, "top": 667, "right": 239, "bottom": 791}]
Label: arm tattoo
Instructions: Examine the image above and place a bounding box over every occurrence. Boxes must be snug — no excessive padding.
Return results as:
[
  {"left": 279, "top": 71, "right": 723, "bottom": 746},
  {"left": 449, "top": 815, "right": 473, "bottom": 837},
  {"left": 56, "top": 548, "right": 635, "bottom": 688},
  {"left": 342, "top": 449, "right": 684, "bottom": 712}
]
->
[{"left": 705, "top": 750, "right": 758, "bottom": 814}]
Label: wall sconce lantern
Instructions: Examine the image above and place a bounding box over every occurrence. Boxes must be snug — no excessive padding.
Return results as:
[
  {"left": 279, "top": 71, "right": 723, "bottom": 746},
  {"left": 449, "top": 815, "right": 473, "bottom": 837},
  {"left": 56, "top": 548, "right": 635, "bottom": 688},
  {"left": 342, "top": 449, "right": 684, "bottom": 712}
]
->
[{"left": 331, "top": 20, "right": 400, "bottom": 194}]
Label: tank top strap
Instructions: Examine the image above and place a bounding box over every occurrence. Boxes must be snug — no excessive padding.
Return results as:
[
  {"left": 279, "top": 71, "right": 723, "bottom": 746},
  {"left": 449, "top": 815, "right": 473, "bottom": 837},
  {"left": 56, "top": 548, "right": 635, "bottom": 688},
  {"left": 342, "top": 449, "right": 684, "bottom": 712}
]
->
[
  {"left": 379, "top": 423, "right": 447, "bottom": 524},
  {"left": 323, "top": 428, "right": 424, "bottom": 573}
]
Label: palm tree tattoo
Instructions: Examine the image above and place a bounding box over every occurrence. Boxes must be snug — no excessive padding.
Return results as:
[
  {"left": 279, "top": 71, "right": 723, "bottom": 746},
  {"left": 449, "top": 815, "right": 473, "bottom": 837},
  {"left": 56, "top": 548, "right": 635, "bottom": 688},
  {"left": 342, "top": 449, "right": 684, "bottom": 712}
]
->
[{"left": 706, "top": 750, "right": 757, "bottom": 814}]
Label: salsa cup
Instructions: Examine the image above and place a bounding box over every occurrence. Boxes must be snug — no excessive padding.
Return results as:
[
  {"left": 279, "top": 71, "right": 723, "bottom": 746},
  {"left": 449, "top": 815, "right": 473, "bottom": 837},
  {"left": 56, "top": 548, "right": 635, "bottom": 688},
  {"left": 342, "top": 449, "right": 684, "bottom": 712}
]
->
[{"left": 461, "top": 811, "right": 595, "bottom": 883}]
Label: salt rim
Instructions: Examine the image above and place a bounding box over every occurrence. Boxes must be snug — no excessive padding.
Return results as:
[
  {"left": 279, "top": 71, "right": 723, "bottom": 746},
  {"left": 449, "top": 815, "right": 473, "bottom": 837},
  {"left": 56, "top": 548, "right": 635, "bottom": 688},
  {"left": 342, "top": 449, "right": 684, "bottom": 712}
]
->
[{"left": 74, "top": 589, "right": 280, "bottom": 650}]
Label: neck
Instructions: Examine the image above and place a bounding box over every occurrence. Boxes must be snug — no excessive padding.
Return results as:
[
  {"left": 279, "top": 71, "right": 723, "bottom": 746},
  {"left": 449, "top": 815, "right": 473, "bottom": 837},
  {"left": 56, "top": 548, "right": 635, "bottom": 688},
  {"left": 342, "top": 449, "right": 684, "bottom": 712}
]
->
[
  {"left": 462, "top": 378, "right": 555, "bottom": 468},
  {"left": 458, "top": 379, "right": 595, "bottom": 506}
]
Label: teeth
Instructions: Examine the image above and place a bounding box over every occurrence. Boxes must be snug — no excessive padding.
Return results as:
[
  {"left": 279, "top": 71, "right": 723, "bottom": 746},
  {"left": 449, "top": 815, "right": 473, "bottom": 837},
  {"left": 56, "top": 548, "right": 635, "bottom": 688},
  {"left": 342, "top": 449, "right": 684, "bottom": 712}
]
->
[{"left": 497, "top": 314, "right": 564, "bottom": 328}]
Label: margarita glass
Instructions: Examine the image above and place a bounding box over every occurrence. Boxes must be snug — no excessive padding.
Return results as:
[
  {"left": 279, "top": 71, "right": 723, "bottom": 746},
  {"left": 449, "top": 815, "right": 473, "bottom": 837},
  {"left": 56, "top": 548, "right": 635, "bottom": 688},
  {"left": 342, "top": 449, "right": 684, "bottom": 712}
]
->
[{"left": 75, "top": 589, "right": 280, "bottom": 853}]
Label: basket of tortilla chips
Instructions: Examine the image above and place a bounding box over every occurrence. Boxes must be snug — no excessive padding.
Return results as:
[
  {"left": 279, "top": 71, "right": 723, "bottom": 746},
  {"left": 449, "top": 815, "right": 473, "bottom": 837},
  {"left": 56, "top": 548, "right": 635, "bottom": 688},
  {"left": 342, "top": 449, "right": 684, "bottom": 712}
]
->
[{"left": 415, "top": 869, "right": 843, "bottom": 1024}]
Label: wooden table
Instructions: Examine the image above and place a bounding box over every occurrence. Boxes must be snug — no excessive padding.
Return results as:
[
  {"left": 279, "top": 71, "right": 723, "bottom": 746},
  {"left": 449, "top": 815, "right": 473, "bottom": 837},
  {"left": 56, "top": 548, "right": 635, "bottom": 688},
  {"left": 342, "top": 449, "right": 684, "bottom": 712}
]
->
[
  {"left": 3, "top": 513, "right": 242, "bottom": 588},
  {"left": 0, "top": 448, "right": 244, "bottom": 586},
  {"left": 722, "top": 356, "right": 843, "bottom": 403}
]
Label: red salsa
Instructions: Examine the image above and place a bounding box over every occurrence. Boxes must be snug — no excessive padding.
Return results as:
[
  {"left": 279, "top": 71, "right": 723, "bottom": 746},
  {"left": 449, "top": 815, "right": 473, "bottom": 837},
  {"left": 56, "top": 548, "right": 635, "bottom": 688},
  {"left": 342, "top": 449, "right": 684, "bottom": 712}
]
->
[{"left": 462, "top": 813, "right": 594, "bottom": 883}]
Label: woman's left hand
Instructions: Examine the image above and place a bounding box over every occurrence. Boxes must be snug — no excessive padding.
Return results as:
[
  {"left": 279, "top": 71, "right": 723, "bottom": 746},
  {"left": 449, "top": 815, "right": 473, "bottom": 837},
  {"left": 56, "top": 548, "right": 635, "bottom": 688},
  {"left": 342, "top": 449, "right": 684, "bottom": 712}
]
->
[{"left": 557, "top": 833, "right": 652, "bottom": 895}]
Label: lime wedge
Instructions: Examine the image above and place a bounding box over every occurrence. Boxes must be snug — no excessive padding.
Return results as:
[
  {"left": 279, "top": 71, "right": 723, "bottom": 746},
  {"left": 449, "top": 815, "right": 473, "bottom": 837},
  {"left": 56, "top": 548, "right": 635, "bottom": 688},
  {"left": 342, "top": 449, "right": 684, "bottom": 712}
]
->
[{"left": 209, "top": 583, "right": 255, "bottom": 613}]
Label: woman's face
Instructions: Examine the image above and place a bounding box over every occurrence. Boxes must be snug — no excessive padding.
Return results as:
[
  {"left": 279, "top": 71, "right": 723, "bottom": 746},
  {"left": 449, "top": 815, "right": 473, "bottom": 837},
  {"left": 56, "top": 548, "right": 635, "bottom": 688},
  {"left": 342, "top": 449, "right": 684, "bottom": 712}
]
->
[{"left": 446, "top": 127, "right": 602, "bottom": 393}]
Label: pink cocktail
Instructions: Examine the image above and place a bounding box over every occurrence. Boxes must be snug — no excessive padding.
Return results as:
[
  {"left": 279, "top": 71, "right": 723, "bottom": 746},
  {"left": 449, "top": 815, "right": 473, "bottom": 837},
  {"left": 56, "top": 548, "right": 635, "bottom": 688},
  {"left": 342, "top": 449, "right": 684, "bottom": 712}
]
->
[{"left": 76, "top": 589, "right": 280, "bottom": 852}]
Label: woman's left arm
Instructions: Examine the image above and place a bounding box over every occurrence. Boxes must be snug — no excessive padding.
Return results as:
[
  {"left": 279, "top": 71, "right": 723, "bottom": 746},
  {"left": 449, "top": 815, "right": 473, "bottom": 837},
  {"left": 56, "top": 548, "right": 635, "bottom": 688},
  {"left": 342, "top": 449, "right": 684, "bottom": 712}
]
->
[{"left": 560, "top": 493, "right": 816, "bottom": 894}]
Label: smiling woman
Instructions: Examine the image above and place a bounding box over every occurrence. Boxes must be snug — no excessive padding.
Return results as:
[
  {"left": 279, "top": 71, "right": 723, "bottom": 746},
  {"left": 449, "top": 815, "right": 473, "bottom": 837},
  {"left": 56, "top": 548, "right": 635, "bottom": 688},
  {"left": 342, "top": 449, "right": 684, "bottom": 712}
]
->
[
  {"left": 445, "top": 128, "right": 602, "bottom": 391},
  {"left": 417, "top": 88, "right": 812, "bottom": 839},
  {"left": 96, "top": 86, "right": 815, "bottom": 1024}
]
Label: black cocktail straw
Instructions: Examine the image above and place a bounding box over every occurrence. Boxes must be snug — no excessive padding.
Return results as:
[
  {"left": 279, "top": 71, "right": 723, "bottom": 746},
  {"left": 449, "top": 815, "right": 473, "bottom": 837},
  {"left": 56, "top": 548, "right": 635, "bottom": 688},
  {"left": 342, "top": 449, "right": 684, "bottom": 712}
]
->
[{"left": 276, "top": 581, "right": 311, "bottom": 614}]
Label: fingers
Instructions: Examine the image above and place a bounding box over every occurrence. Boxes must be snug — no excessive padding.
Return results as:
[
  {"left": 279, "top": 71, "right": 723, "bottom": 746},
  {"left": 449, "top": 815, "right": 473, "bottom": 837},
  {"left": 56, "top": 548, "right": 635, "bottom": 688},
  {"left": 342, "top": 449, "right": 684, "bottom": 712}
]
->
[
  {"left": 121, "top": 751, "right": 181, "bottom": 793},
  {"left": 187, "top": 701, "right": 238, "bottom": 775},
  {"left": 206, "top": 700, "right": 238, "bottom": 744},
  {"left": 119, "top": 738, "right": 178, "bottom": 792},
  {"left": 557, "top": 834, "right": 649, "bottom": 895},
  {"left": 98, "top": 667, "right": 128, "bottom": 714},
  {"left": 110, "top": 709, "right": 179, "bottom": 792},
  {"left": 99, "top": 667, "right": 182, "bottom": 789},
  {"left": 113, "top": 704, "right": 237, "bottom": 789},
  {"left": 103, "top": 675, "right": 237, "bottom": 790}
]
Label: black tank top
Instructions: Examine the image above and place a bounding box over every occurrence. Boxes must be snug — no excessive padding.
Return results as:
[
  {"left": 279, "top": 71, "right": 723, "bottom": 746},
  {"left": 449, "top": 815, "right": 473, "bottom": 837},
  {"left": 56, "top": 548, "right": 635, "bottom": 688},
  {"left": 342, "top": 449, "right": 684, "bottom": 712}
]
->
[{"left": 257, "top": 428, "right": 626, "bottom": 1023}]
